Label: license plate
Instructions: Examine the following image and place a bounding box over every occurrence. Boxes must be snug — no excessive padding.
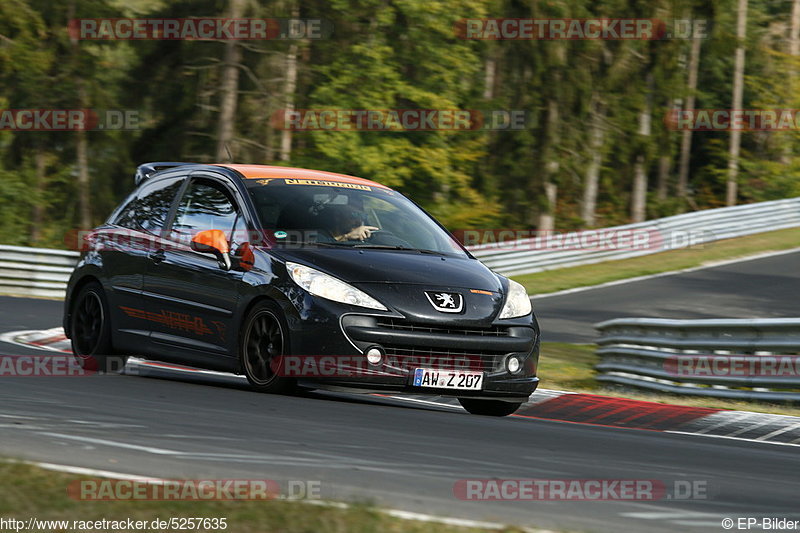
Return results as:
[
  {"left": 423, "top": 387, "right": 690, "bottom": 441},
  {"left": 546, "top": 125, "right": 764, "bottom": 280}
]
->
[{"left": 412, "top": 368, "right": 484, "bottom": 390}]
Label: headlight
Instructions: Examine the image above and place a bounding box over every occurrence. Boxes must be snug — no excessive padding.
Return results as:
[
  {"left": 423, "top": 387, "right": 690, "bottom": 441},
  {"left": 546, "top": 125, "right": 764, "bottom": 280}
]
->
[
  {"left": 286, "top": 262, "right": 388, "bottom": 311},
  {"left": 498, "top": 279, "right": 532, "bottom": 319}
]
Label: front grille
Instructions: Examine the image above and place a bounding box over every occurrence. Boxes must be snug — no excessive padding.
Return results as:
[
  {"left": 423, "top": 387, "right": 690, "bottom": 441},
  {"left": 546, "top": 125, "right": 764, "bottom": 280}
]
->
[
  {"left": 375, "top": 318, "right": 510, "bottom": 337},
  {"left": 381, "top": 345, "right": 503, "bottom": 373}
]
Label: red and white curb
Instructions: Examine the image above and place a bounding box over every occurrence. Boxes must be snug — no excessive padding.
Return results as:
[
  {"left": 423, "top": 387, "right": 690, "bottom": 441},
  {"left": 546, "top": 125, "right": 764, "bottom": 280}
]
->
[
  {"left": 3, "top": 327, "right": 800, "bottom": 446},
  {"left": 0, "top": 327, "right": 238, "bottom": 379},
  {"left": 0, "top": 328, "right": 72, "bottom": 353}
]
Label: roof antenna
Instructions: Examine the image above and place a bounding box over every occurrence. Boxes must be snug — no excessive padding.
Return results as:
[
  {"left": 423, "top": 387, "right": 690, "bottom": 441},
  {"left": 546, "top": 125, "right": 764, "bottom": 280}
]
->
[{"left": 224, "top": 142, "right": 233, "bottom": 163}]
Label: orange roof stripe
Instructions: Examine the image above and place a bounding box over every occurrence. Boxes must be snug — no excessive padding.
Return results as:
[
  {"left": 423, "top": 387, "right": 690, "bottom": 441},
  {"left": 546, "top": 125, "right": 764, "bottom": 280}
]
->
[{"left": 212, "top": 164, "right": 390, "bottom": 189}]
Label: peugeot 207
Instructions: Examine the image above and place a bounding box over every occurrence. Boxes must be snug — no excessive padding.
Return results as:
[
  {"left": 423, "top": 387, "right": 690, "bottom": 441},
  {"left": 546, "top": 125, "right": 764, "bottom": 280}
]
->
[{"left": 63, "top": 163, "right": 540, "bottom": 416}]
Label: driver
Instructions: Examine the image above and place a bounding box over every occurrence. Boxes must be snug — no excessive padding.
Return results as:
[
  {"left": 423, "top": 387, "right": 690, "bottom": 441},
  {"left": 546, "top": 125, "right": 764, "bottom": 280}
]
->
[{"left": 318, "top": 204, "right": 379, "bottom": 242}]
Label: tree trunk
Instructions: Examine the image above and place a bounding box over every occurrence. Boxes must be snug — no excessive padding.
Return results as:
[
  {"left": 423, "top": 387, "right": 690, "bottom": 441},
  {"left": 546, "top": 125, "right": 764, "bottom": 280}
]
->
[
  {"left": 68, "top": 0, "right": 90, "bottom": 230},
  {"left": 781, "top": 0, "right": 800, "bottom": 164},
  {"left": 539, "top": 182, "right": 558, "bottom": 232},
  {"left": 677, "top": 30, "right": 702, "bottom": 199},
  {"left": 215, "top": 0, "right": 245, "bottom": 161},
  {"left": 631, "top": 155, "right": 647, "bottom": 222},
  {"left": 658, "top": 96, "right": 680, "bottom": 201},
  {"left": 538, "top": 43, "right": 564, "bottom": 231},
  {"left": 76, "top": 84, "right": 91, "bottom": 230},
  {"left": 657, "top": 154, "right": 671, "bottom": 201},
  {"left": 483, "top": 52, "right": 496, "bottom": 100},
  {"left": 538, "top": 97, "right": 559, "bottom": 232},
  {"left": 76, "top": 131, "right": 90, "bottom": 230},
  {"left": 581, "top": 94, "right": 605, "bottom": 226},
  {"left": 790, "top": 0, "right": 800, "bottom": 57},
  {"left": 280, "top": 4, "right": 300, "bottom": 162},
  {"left": 30, "top": 151, "right": 45, "bottom": 243},
  {"left": 727, "top": 0, "right": 748, "bottom": 207},
  {"left": 631, "top": 74, "right": 653, "bottom": 223},
  {"left": 265, "top": 104, "right": 276, "bottom": 162}
]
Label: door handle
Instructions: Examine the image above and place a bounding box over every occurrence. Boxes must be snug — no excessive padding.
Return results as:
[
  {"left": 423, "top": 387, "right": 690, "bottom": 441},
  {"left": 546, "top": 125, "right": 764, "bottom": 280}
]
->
[{"left": 149, "top": 249, "right": 166, "bottom": 263}]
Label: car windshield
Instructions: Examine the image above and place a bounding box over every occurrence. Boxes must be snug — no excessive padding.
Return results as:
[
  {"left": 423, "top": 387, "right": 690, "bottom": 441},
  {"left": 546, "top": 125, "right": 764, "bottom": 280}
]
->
[{"left": 246, "top": 179, "right": 467, "bottom": 257}]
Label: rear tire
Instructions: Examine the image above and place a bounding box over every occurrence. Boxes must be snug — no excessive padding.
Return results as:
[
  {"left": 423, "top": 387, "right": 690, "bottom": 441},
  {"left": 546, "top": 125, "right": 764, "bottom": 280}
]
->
[
  {"left": 70, "top": 281, "right": 127, "bottom": 373},
  {"left": 458, "top": 398, "right": 522, "bottom": 417},
  {"left": 240, "top": 301, "right": 296, "bottom": 394}
]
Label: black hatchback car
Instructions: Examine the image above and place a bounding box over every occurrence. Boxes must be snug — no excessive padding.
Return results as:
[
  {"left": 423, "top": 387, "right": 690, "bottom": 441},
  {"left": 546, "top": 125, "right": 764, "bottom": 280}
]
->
[{"left": 63, "top": 163, "right": 540, "bottom": 416}]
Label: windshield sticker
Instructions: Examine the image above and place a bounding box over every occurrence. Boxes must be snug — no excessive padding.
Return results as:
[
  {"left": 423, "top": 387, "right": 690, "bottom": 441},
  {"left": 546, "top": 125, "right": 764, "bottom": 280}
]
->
[
  {"left": 255, "top": 179, "right": 277, "bottom": 186},
  {"left": 284, "top": 178, "right": 371, "bottom": 191},
  {"left": 274, "top": 231, "right": 288, "bottom": 239}
]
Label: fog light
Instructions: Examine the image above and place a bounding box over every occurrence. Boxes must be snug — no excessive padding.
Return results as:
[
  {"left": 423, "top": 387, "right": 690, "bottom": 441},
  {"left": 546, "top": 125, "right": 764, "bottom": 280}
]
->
[
  {"left": 366, "top": 347, "right": 383, "bottom": 365},
  {"left": 507, "top": 356, "right": 521, "bottom": 373}
]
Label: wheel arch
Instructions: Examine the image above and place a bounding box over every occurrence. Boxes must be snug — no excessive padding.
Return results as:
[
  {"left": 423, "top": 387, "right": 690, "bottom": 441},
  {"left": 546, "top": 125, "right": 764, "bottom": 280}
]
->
[{"left": 234, "top": 289, "right": 294, "bottom": 371}]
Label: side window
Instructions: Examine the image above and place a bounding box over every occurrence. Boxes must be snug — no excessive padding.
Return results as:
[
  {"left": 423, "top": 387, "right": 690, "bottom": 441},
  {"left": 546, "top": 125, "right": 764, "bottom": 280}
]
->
[
  {"left": 171, "top": 180, "right": 239, "bottom": 243},
  {"left": 115, "top": 177, "right": 184, "bottom": 234},
  {"left": 112, "top": 192, "right": 138, "bottom": 228},
  {"left": 230, "top": 212, "right": 250, "bottom": 251}
]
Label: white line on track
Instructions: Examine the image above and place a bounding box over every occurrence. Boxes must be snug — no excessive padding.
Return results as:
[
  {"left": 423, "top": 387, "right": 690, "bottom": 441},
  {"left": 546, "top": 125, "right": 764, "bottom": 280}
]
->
[
  {"left": 755, "top": 423, "right": 800, "bottom": 441},
  {"left": 37, "top": 432, "right": 182, "bottom": 455},
  {"left": 693, "top": 412, "right": 757, "bottom": 435},
  {"left": 28, "top": 461, "right": 167, "bottom": 482},
  {"left": 665, "top": 430, "right": 800, "bottom": 448},
  {"left": 620, "top": 511, "right": 721, "bottom": 520},
  {"left": 381, "top": 395, "right": 463, "bottom": 409}
]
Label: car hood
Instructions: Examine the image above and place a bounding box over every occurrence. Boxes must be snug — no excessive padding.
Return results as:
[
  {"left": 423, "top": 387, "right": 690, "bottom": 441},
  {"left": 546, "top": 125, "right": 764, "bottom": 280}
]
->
[
  {"left": 270, "top": 247, "right": 503, "bottom": 290},
  {"left": 269, "top": 248, "right": 508, "bottom": 324}
]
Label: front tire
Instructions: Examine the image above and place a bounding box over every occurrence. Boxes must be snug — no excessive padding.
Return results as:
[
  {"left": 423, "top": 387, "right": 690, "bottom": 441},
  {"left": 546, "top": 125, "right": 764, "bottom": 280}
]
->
[
  {"left": 240, "top": 301, "right": 296, "bottom": 394},
  {"left": 458, "top": 398, "right": 522, "bottom": 417},
  {"left": 70, "top": 281, "right": 127, "bottom": 373}
]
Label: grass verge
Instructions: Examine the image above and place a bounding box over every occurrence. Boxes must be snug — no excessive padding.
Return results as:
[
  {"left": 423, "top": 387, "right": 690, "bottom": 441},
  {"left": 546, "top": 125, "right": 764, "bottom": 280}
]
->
[
  {"left": 513, "top": 227, "right": 800, "bottom": 294},
  {"left": 0, "top": 462, "right": 532, "bottom": 533},
  {"left": 540, "top": 342, "right": 800, "bottom": 417}
]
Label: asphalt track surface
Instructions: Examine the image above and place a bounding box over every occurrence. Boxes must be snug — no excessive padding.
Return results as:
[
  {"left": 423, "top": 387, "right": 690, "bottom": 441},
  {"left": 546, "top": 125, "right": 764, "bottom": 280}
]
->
[
  {"left": 535, "top": 249, "right": 800, "bottom": 343},
  {"left": 1, "top": 251, "right": 799, "bottom": 533}
]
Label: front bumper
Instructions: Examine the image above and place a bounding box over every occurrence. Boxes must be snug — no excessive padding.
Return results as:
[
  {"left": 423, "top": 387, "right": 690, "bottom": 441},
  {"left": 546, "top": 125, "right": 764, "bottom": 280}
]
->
[{"left": 283, "top": 300, "right": 540, "bottom": 401}]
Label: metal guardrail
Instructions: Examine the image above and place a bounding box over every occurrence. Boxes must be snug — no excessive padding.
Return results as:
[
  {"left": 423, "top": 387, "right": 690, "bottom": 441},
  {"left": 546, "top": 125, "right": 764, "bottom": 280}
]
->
[
  {"left": 0, "top": 244, "right": 79, "bottom": 299},
  {"left": 595, "top": 317, "right": 800, "bottom": 402},
  {"left": 471, "top": 197, "right": 800, "bottom": 276}
]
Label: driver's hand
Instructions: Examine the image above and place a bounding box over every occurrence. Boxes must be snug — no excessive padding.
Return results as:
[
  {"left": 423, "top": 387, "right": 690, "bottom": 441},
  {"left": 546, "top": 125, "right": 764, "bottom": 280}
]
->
[{"left": 343, "top": 225, "right": 380, "bottom": 241}]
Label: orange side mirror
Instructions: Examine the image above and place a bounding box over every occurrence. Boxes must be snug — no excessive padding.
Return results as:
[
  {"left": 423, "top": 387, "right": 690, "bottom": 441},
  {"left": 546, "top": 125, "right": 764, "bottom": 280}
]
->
[
  {"left": 238, "top": 242, "right": 255, "bottom": 272},
  {"left": 191, "top": 229, "right": 230, "bottom": 255},
  {"left": 191, "top": 229, "right": 231, "bottom": 270}
]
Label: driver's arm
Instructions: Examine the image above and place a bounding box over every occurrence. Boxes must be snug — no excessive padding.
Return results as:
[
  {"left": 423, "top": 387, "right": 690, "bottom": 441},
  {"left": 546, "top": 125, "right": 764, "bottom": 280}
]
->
[{"left": 338, "top": 225, "right": 380, "bottom": 241}]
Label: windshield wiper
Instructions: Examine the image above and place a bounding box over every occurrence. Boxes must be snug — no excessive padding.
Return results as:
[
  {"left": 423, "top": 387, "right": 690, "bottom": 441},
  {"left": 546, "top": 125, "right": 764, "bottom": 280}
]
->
[
  {"left": 273, "top": 240, "right": 351, "bottom": 248},
  {"left": 352, "top": 244, "right": 448, "bottom": 255}
]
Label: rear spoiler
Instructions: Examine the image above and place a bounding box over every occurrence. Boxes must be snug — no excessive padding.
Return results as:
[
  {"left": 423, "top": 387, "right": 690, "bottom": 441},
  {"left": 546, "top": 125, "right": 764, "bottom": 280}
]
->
[{"left": 134, "top": 162, "right": 193, "bottom": 186}]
